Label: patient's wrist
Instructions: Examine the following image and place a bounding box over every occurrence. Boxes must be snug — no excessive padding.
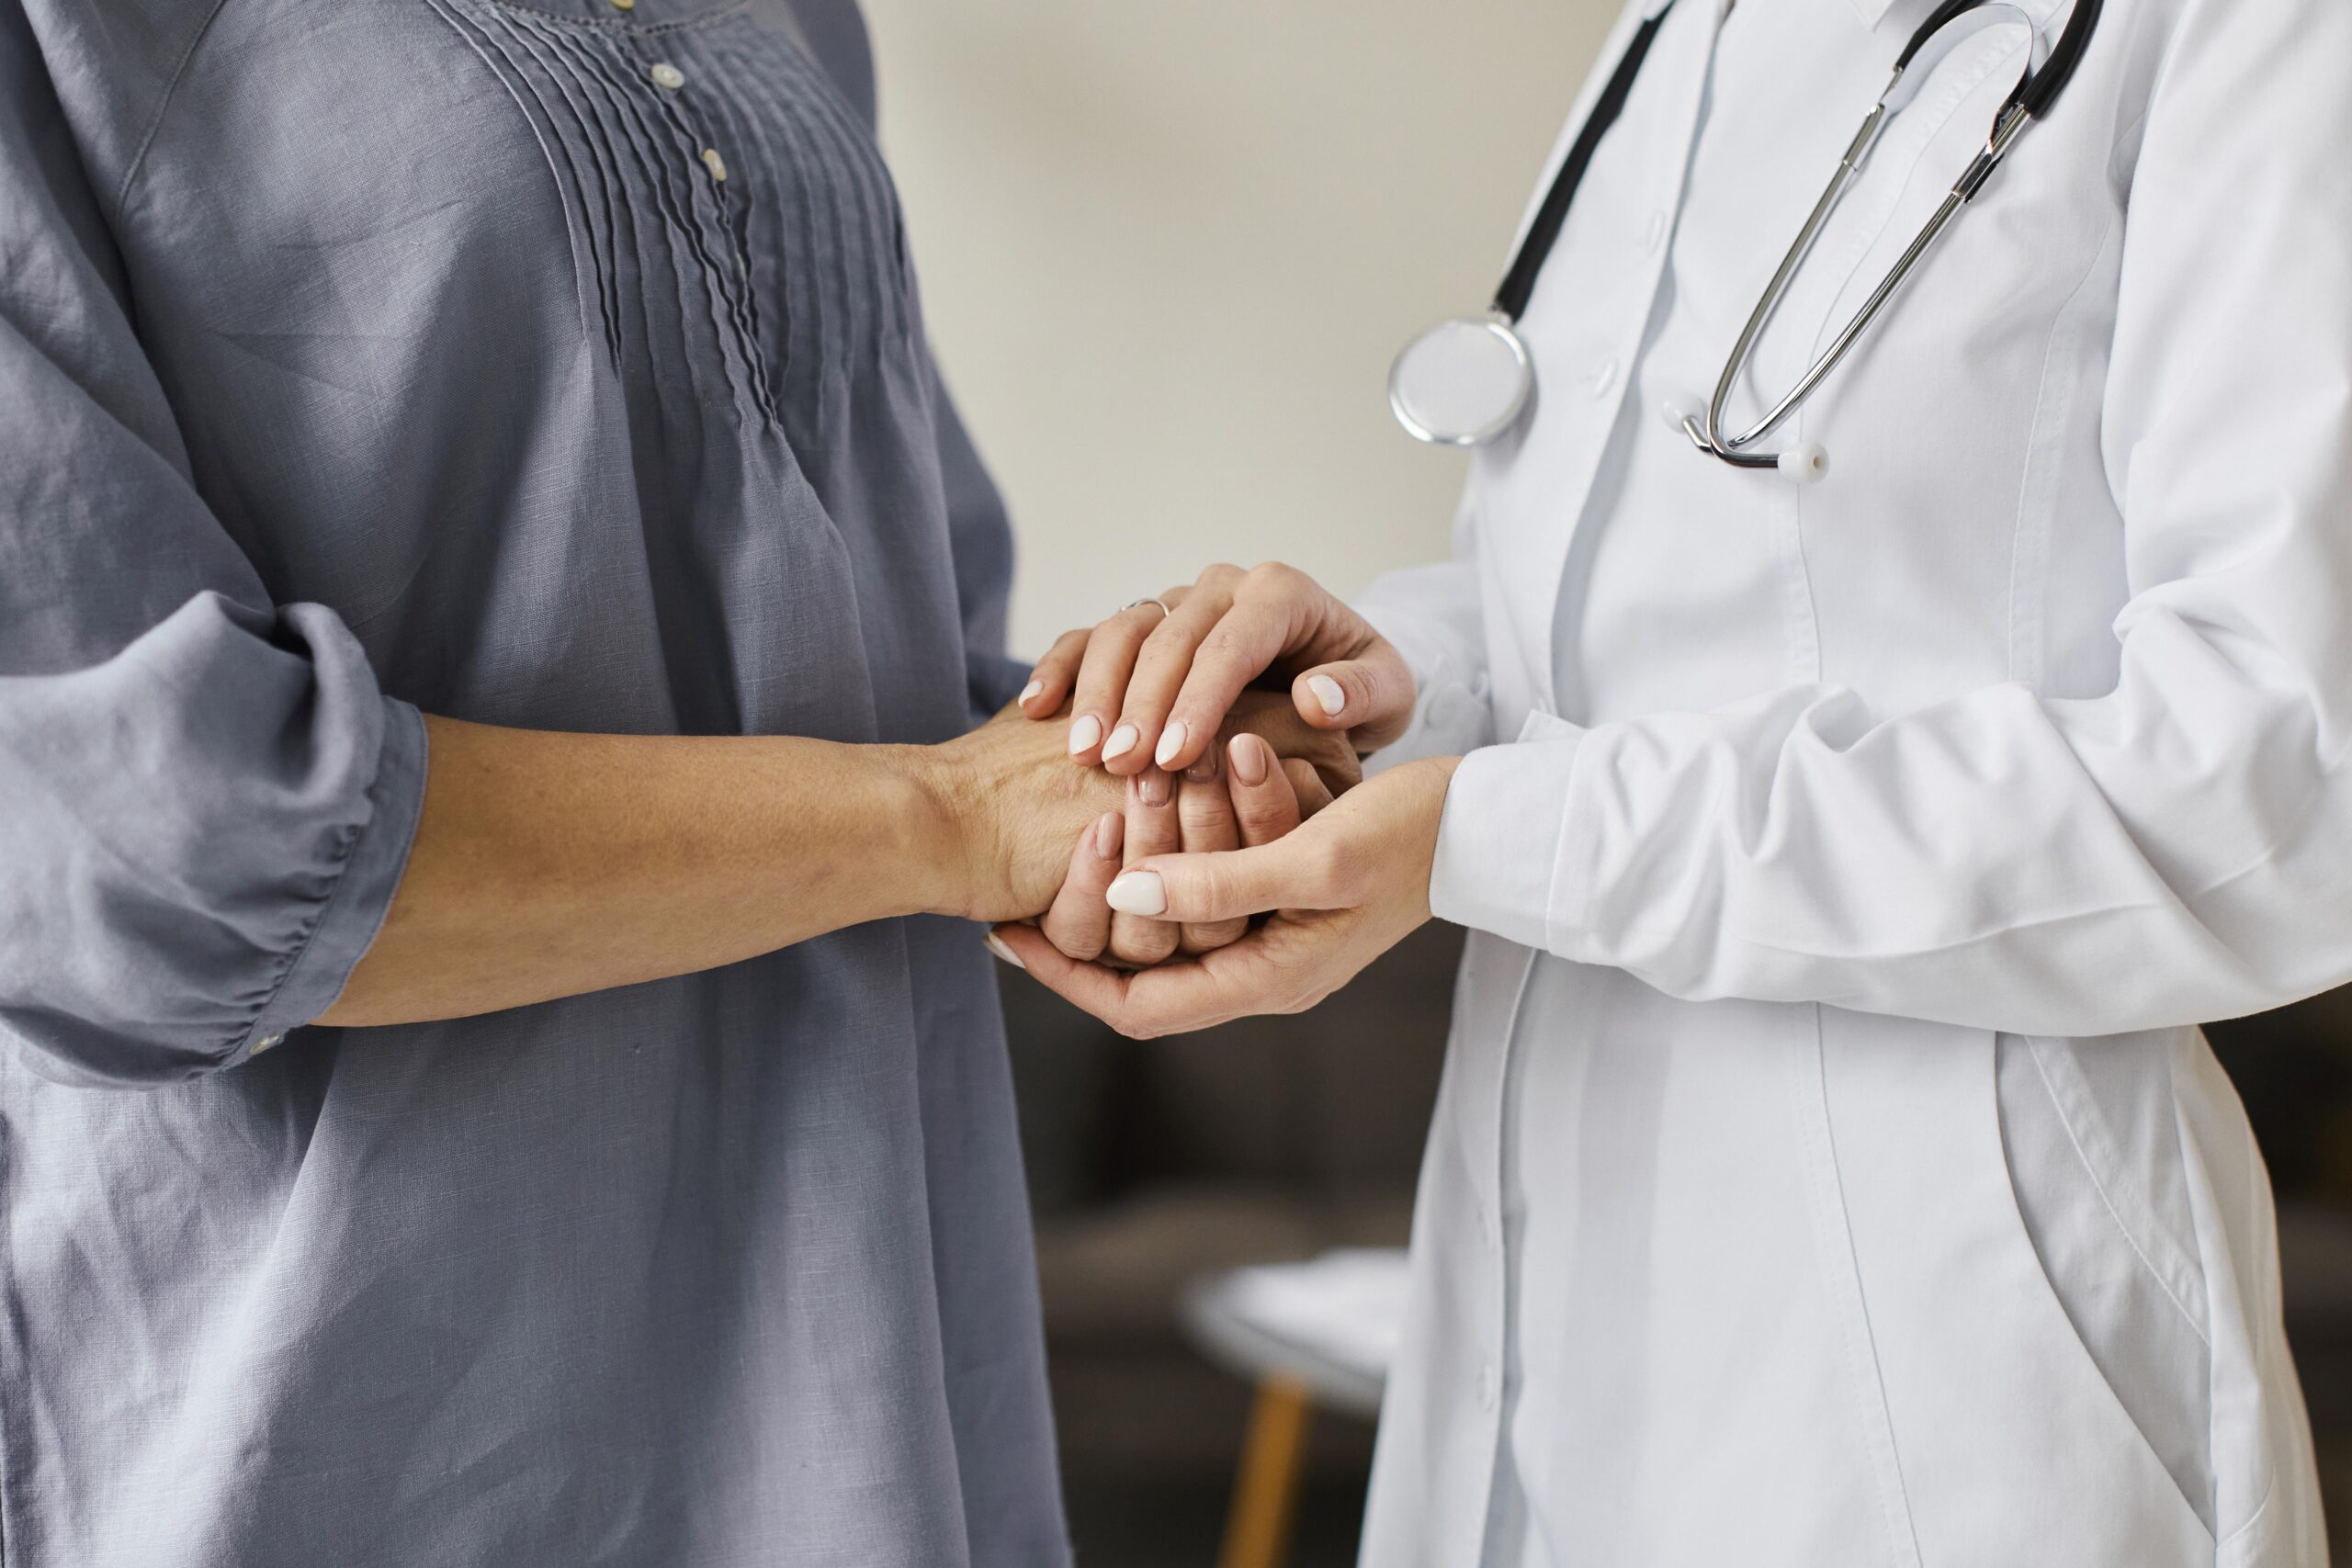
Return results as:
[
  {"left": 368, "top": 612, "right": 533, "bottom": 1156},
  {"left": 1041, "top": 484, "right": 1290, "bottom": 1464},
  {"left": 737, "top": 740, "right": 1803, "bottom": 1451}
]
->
[{"left": 889, "top": 742, "right": 978, "bottom": 919}]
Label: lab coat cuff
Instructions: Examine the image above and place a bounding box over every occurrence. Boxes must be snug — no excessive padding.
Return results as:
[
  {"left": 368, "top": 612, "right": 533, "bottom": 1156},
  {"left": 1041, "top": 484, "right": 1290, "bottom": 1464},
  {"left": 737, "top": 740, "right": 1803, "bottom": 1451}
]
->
[
  {"left": 1429, "top": 721, "right": 1586, "bottom": 953},
  {"left": 1356, "top": 602, "right": 1492, "bottom": 773},
  {"left": 238, "top": 696, "right": 430, "bottom": 1060}
]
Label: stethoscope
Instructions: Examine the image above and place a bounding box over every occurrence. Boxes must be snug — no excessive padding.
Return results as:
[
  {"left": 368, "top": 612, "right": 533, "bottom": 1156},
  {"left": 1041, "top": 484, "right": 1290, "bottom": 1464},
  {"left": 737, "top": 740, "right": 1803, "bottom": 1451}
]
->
[{"left": 1388, "top": 0, "right": 2103, "bottom": 483}]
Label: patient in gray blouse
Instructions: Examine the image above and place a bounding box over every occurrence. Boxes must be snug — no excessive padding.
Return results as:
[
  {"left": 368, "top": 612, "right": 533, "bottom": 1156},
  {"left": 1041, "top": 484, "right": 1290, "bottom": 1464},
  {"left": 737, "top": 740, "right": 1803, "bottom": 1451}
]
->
[{"left": 0, "top": 2, "right": 1344, "bottom": 1563}]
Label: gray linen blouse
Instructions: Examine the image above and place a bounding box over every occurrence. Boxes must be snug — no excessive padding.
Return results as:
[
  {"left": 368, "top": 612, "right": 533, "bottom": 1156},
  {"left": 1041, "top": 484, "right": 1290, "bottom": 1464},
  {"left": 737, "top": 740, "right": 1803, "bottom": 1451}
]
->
[{"left": 0, "top": 1, "right": 1065, "bottom": 1563}]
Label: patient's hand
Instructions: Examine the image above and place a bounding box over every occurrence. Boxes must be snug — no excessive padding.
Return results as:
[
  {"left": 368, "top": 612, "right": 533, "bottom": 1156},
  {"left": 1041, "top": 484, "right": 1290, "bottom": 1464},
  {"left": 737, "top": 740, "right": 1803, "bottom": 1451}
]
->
[
  {"left": 1020, "top": 730, "right": 1335, "bottom": 971},
  {"left": 994, "top": 756, "right": 1459, "bottom": 1039}
]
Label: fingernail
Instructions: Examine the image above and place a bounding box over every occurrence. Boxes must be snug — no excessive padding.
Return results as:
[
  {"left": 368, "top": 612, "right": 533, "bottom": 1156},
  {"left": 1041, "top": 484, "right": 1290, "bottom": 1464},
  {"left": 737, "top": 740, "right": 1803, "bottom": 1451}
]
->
[
  {"left": 1069, "top": 715, "right": 1102, "bottom": 755},
  {"left": 1107, "top": 871, "right": 1167, "bottom": 917},
  {"left": 1019, "top": 679, "right": 1045, "bottom": 706},
  {"left": 1136, "top": 769, "right": 1172, "bottom": 807},
  {"left": 1092, "top": 811, "right": 1125, "bottom": 859},
  {"left": 1184, "top": 751, "right": 1220, "bottom": 784},
  {"left": 1228, "top": 733, "right": 1269, "bottom": 786},
  {"left": 1307, "top": 674, "right": 1346, "bottom": 717},
  {"left": 1102, "top": 724, "right": 1139, "bottom": 761},
  {"left": 983, "top": 931, "right": 1025, "bottom": 971},
  {"left": 1154, "top": 721, "right": 1189, "bottom": 767}
]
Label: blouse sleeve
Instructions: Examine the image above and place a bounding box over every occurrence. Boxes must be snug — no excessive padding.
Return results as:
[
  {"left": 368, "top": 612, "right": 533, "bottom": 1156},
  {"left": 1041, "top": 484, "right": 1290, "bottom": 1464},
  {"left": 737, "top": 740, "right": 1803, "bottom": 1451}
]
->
[
  {"left": 928, "top": 360, "right": 1032, "bottom": 722},
  {"left": 0, "top": 16, "right": 425, "bottom": 1088}
]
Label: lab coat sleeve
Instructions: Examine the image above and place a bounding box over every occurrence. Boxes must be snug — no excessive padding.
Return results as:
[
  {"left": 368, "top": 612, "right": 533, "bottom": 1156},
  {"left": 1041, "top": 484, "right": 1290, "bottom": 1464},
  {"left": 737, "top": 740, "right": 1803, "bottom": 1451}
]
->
[
  {"left": 1354, "top": 502, "right": 1497, "bottom": 772},
  {"left": 0, "top": 21, "right": 426, "bottom": 1088},
  {"left": 1429, "top": 0, "right": 2352, "bottom": 1037}
]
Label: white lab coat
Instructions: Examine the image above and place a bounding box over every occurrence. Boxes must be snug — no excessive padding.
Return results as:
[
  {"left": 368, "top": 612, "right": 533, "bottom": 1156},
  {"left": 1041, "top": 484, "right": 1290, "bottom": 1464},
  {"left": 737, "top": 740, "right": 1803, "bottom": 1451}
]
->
[{"left": 1351, "top": 0, "right": 2349, "bottom": 1560}]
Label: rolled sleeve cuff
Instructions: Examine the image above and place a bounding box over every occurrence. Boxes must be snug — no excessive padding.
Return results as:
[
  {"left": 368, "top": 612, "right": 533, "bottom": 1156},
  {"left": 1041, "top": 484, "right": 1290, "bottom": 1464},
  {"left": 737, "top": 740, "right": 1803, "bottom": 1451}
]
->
[
  {"left": 238, "top": 696, "right": 430, "bottom": 1060},
  {"left": 1429, "top": 716, "right": 1585, "bottom": 953}
]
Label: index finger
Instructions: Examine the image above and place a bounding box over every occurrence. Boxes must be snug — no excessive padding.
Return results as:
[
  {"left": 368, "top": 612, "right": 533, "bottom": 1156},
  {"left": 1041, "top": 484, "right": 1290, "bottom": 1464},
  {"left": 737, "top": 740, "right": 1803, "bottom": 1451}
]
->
[{"left": 1146, "top": 600, "right": 1307, "bottom": 774}]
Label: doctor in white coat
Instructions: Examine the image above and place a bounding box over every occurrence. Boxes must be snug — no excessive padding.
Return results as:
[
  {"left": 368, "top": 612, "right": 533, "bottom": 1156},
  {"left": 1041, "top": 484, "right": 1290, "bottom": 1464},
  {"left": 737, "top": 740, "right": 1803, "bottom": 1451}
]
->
[{"left": 994, "top": 0, "right": 2350, "bottom": 1560}]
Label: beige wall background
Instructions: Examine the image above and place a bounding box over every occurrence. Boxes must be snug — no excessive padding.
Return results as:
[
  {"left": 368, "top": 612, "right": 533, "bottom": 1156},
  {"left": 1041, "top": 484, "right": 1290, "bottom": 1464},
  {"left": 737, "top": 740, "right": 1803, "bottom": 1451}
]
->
[{"left": 860, "top": 0, "right": 1616, "bottom": 658}]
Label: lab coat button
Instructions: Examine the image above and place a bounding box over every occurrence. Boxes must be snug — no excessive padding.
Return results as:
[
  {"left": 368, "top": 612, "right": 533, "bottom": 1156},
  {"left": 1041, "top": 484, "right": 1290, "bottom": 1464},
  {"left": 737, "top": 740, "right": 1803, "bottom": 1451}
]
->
[
  {"left": 1477, "top": 1363, "right": 1499, "bottom": 1411},
  {"left": 1642, "top": 209, "right": 1668, "bottom": 255},
  {"left": 650, "top": 62, "right": 685, "bottom": 90},
  {"left": 1591, "top": 358, "right": 1619, "bottom": 398}
]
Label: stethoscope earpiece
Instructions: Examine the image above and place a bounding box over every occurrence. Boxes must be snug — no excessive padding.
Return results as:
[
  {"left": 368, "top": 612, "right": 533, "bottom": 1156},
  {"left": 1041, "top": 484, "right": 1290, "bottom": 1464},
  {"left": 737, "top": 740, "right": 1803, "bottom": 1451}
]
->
[
  {"left": 1778, "top": 444, "right": 1830, "bottom": 485},
  {"left": 1669, "top": 400, "right": 1829, "bottom": 485}
]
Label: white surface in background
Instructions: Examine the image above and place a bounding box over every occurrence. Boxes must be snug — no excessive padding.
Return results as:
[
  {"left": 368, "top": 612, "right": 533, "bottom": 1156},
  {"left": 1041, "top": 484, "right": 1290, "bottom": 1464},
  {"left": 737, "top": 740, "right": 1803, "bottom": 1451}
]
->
[
  {"left": 1222, "top": 1247, "right": 1412, "bottom": 1382},
  {"left": 860, "top": 1, "right": 1615, "bottom": 657}
]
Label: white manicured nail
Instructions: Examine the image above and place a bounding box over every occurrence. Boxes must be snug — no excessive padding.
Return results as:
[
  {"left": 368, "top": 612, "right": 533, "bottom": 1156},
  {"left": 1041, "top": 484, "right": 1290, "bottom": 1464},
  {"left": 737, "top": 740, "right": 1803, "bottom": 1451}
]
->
[
  {"left": 1019, "top": 679, "right": 1045, "bottom": 706},
  {"left": 1069, "top": 715, "right": 1102, "bottom": 755},
  {"left": 983, "top": 931, "right": 1025, "bottom": 970},
  {"left": 1154, "top": 721, "right": 1189, "bottom": 767},
  {"left": 1307, "top": 674, "right": 1346, "bottom": 717},
  {"left": 1106, "top": 871, "right": 1167, "bottom": 917},
  {"left": 1102, "top": 724, "right": 1139, "bottom": 761}
]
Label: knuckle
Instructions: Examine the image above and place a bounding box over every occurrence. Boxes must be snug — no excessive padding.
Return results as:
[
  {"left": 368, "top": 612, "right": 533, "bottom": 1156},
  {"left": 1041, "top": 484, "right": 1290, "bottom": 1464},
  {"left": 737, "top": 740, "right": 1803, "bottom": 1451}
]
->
[{"left": 1248, "top": 560, "right": 1306, "bottom": 595}]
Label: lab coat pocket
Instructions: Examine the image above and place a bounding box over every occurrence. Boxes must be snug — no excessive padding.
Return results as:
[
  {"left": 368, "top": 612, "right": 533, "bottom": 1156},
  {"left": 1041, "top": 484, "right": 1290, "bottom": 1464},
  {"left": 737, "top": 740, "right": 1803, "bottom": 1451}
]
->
[
  {"left": 1817, "top": 1010, "right": 2214, "bottom": 1565},
  {"left": 2002, "top": 1032, "right": 2217, "bottom": 1531}
]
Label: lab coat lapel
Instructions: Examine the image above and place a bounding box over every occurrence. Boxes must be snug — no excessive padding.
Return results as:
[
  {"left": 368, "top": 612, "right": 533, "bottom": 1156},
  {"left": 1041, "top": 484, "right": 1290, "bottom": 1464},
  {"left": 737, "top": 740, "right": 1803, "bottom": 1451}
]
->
[{"left": 1515, "top": 0, "right": 1721, "bottom": 716}]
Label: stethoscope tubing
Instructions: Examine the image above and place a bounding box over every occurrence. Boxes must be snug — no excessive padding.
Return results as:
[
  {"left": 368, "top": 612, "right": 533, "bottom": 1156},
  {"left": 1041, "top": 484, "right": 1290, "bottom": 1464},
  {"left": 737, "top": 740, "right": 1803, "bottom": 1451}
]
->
[{"left": 1396, "top": 0, "right": 2105, "bottom": 471}]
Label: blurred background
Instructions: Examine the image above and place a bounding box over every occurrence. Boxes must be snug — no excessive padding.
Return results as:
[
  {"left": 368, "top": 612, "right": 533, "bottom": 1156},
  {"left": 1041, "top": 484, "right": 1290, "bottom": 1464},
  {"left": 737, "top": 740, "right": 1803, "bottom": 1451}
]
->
[{"left": 861, "top": 4, "right": 2352, "bottom": 1564}]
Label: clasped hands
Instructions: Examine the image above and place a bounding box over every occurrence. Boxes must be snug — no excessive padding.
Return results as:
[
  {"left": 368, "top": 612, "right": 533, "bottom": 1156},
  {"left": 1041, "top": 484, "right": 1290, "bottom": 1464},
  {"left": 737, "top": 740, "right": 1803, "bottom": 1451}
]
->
[{"left": 984, "top": 563, "right": 1462, "bottom": 1038}]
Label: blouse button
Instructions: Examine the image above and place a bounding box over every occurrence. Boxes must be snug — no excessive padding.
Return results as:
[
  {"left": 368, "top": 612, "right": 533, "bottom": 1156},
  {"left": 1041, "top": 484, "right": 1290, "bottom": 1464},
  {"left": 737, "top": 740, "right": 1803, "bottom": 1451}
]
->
[
  {"left": 253, "top": 1032, "right": 285, "bottom": 1054},
  {"left": 699, "top": 148, "right": 729, "bottom": 183},
  {"left": 650, "top": 62, "right": 685, "bottom": 90},
  {"left": 609, "top": 0, "right": 635, "bottom": 10}
]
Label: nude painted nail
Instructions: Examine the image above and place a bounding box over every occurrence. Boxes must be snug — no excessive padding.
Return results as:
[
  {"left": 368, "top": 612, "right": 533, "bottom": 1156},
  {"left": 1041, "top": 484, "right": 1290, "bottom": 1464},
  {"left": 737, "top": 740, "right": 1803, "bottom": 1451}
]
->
[
  {"left": 1154, "top": 721, "right": 1189, "bottom": 767},
  {"left": 1092, "top": 811, "right": 1125, "bottom": 859},
  {"left": 1228, "top": 732, "right": 1269, "bottom": 786},
  {"left": 1107, "top": 871, "right": 1167, "bottom": 917},
  {"left": 1136, "top": 769, "right": 1172, "bottom": 807},
  {"left": 1068, "top": 715, "right": 1102, "bottom": 755},
  {"left": 1307, "top": 674, "right": 1346, "bottom": 717},
  {"left": 983, "top": 931, "right": 1026, "bottom": 970},
  {"left": 1019, "top": 679, "right": 1045, "bottom": 706},
  {"left": 1184, "top": 751, "right": 1220, "bottom": 784},
  {"left": 1102, "top": 724, "right": 1139, "bottom": 761}
]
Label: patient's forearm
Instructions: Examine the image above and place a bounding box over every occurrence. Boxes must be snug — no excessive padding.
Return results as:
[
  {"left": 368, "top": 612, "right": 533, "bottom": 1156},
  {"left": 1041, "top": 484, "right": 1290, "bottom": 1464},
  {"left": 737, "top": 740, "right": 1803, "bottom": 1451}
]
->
[{"left": 319, "top": 716, "right": 969, "bottom": 1027}]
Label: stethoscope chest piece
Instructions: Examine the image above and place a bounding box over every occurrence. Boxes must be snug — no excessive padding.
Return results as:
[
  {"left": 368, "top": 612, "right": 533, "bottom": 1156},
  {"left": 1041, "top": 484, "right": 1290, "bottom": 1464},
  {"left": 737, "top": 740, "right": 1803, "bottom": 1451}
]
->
[
  {"left": 1392, "top": 0, "right": 2103, "bottom": 482},
  {"left": 1389, "top": 316, "right": 1535, "bottom": 448}
]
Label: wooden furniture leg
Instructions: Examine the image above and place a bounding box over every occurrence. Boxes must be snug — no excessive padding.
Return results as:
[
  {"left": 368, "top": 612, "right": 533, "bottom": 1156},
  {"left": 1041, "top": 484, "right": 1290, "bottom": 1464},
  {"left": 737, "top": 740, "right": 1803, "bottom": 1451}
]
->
[{"left": 1216, "top": 1374, "right": 1314, "bottom": 1568}]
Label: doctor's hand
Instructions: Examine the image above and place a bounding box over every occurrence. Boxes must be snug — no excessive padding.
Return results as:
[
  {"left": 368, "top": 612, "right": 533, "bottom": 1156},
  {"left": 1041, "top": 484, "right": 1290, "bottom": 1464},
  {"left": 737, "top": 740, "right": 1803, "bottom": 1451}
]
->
[
  {"left": 1017, "top": 563, "right": 1415, "bottom": 783},
  {"left": 990, "top": 757, "right": 1458, "bottom": 1038}
]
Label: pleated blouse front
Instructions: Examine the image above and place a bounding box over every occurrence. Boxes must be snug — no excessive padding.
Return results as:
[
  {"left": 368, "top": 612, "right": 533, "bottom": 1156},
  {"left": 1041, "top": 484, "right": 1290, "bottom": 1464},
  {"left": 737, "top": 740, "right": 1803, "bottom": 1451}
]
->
[{"left": 0, "top": 0, "right": 1057, "bottom": 1562}]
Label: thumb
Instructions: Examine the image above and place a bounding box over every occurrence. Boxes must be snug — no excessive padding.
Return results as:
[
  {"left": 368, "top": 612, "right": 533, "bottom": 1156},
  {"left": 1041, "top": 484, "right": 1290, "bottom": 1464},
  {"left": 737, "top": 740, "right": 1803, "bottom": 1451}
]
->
[
  {"left": 1292, "top": 641, "right": 1416, "bottom": 748},
  {"left": 1103, "top": 833, "right": 1354, "bottom": 924}
]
